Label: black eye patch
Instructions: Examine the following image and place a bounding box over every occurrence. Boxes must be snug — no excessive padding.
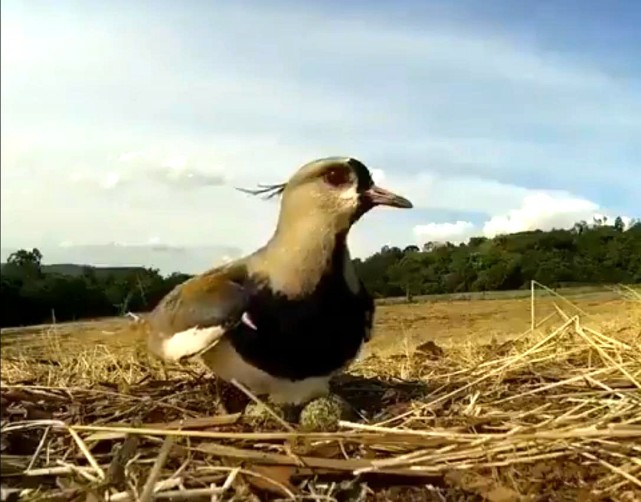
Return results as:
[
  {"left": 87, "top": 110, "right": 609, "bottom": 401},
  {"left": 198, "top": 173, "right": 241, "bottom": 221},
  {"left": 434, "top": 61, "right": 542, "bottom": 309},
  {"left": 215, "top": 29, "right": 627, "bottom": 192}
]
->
[{"left": 346, "top": 158, "right": 374, "bottom": 191}]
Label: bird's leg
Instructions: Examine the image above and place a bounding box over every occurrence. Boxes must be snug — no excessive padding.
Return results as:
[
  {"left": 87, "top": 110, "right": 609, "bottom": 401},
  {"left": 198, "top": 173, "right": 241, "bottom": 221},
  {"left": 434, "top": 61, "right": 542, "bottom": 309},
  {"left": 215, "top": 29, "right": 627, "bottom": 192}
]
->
[{"left": 298, "top": 393, "right": 353, "bottom": 432}]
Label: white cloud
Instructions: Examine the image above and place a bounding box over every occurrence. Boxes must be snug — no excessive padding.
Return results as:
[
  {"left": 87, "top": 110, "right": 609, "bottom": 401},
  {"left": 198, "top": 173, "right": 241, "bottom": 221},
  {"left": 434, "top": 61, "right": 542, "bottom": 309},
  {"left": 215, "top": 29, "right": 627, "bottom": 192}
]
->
[
  {"left": 414, "top": 221, "right": 476, "bottom": 244},
  {"left": 70, "top": 170, "right": 127, "bottom": 190},
  {"left": 390, "top": 173, "right": 532, "bottom": 214},
  {"left": 482, "top": 193, "right": 598, "bottom": 237},
  {"left": 65, "top": 150, "right": 228, "bottom": 192},
  {"left": 119, "top": 149, "right": 228, "bottom": 189},
  {"left": 413, "top": 192, "right": 630, "bottom": 246}
]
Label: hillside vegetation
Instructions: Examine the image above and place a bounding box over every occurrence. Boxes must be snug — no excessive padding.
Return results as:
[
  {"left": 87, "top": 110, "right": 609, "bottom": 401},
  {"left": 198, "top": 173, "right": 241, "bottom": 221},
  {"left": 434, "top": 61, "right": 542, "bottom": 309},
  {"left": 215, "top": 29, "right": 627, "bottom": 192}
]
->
[
  {"left": 356, "top": 217, "right": 640, "bottom": 298},
  {"left": 1, "top": 218, "right": 639, "bottom": 328}
]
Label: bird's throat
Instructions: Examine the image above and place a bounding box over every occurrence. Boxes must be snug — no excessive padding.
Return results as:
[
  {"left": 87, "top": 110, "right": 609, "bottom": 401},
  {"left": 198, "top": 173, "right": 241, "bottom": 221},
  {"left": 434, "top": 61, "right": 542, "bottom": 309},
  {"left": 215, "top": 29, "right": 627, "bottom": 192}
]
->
[{"left": 253, "top": 220, "right": 354, "bottom": 298}]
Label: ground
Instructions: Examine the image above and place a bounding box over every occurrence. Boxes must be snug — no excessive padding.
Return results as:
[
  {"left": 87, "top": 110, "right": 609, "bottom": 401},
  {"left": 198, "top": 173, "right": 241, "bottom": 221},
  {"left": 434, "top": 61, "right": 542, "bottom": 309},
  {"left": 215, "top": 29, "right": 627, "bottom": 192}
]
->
[{"left": 1, "top": 286, "right": 640, "bottom": 501}]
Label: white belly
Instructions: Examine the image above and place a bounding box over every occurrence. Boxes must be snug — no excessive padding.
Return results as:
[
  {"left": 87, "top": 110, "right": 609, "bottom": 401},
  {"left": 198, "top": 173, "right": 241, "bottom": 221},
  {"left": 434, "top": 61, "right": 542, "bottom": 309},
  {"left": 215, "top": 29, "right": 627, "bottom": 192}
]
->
[{"left": 197, "top": 337, "right": 331, "bottom": 405}]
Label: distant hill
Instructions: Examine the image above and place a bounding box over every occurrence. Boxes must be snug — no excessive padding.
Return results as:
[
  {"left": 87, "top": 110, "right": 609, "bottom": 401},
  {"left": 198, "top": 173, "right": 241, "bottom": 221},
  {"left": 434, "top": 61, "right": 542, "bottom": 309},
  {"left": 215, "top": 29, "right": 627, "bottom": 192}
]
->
[
  {"left": 1, "top": 243, "right": 242, "bottom": 276},
  {"left": 40, "top": 264, "right": 149, "bottom": 278},
  {"left": 1, "top": 262, "right": 151, "bottom": 278}
]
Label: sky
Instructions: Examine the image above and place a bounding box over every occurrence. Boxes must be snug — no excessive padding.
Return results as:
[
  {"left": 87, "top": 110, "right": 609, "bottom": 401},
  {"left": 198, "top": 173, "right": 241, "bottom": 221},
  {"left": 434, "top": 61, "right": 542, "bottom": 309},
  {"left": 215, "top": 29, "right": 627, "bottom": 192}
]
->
[{"left": 2, "top": 0, "right": 640, "bottom": 274}]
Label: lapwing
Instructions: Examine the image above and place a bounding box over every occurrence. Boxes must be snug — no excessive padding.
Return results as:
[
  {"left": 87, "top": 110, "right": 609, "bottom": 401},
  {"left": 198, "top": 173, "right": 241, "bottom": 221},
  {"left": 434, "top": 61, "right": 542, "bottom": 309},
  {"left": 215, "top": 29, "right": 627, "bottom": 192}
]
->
[{"left": 144, "top": 157, "right": 413, "bottom": 429}]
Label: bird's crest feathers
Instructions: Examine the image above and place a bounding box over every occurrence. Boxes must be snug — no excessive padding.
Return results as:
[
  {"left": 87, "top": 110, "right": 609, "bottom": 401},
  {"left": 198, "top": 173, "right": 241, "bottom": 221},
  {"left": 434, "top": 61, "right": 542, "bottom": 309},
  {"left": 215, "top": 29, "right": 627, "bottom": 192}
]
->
[{"left": 236, "top": 183, "right": 287, "bottom": 200}]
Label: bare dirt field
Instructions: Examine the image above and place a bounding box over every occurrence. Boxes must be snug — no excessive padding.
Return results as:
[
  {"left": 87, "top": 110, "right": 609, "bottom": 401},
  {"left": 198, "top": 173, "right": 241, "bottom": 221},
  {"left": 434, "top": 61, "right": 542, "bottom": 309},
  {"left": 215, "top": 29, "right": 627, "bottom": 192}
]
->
[
  {"left": 1, "top": 286, "right": 640, "bottom": 501},
  {"left": 0, "top": 289, "right": 629, "bottom": 359},
  {"left": 370, "top": 291, "right": 632, "bottom": 355}
]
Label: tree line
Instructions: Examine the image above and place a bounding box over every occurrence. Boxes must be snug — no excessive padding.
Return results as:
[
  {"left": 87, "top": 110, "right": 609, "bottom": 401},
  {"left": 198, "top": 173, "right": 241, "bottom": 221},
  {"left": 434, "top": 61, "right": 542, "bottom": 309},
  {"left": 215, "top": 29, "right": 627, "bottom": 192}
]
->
[
  {"left": 0, "top": 249, "right": 190, "bottom": 328},
  {"left": 354, "top": 217, "right": 640, "bottom": 298},
  {"left": 1, "top": 217, "right": 639, "bottom": 327}
]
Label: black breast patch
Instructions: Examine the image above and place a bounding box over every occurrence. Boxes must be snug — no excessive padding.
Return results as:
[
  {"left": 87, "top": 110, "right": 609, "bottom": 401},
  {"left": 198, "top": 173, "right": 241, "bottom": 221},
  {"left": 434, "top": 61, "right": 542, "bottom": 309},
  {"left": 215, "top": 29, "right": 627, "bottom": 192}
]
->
[
  {"left": 228, "top": 236, "right": 375, "bottom": 381},
  {"left": 228, "top": 272, "right": 373, "bottom": 381}
]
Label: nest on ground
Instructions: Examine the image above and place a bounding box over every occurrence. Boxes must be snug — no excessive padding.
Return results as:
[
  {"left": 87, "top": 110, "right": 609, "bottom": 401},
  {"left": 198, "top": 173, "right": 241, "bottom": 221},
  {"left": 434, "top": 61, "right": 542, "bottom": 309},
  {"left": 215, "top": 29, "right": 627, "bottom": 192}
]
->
[{"left": 1, "top": 288, "right": 640, "bottom": 502}]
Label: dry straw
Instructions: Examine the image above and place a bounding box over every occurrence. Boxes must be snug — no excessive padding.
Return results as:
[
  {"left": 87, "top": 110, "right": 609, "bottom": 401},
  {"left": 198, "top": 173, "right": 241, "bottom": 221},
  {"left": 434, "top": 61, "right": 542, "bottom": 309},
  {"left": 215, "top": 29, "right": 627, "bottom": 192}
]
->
[{"left": 1, "top": 284, "right": 640, "bottom": 501}]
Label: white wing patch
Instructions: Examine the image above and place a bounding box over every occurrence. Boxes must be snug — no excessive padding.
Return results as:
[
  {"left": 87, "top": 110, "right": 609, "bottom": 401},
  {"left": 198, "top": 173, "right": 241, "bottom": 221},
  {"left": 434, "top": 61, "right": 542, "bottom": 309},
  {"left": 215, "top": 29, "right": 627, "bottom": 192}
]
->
[{"left": 159, "top": 326, "right": 226, "bottom": 362}]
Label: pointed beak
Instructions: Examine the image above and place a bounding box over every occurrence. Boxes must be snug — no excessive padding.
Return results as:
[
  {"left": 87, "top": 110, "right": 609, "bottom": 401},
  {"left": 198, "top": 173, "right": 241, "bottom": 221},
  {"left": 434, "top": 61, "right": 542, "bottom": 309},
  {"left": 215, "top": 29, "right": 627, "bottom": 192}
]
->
[{"left": 364, "top": 185, "right": 413, "bottom": 209}]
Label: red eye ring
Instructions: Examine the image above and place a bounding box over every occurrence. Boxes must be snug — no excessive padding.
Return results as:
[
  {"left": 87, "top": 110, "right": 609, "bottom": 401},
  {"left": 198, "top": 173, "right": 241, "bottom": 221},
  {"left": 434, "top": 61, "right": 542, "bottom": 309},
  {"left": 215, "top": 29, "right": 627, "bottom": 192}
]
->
[{"left": 324, "top": 167, "right": 350, "bottom": 187}]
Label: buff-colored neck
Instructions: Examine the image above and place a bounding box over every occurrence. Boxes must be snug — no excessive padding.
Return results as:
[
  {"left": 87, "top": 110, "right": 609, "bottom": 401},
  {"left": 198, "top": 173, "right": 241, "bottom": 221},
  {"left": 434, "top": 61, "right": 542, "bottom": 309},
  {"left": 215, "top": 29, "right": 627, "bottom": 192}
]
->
[{"left": 248, "top": 208, "right": 359, "bottom": 298}]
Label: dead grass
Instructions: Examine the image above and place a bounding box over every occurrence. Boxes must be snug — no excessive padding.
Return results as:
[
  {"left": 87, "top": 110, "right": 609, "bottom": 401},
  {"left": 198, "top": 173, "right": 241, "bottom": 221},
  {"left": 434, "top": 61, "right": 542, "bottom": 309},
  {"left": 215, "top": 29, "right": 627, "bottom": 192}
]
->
[{"left": 1, "top": 284, "right": 640, "bottom": 501}]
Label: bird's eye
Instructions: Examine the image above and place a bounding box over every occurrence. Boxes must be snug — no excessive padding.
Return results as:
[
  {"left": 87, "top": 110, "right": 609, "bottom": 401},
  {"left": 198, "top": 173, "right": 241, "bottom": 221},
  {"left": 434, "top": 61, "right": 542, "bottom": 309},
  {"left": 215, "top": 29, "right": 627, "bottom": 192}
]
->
[{"left": 324, "top": 167, "right": 351, "bottom": 187}]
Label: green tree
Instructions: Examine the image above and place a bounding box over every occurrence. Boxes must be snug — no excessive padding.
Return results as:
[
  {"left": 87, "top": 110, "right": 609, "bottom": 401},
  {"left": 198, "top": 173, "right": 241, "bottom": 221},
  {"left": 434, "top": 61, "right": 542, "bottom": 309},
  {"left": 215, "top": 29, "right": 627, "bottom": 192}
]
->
[
  {"left": 614, "top": 216, "right": 626, "bottom": 232},
  {"left": 388, "top": 253, "right": 425, "bottom": 300},
  {"left": 2, "top": 218, "right": 640, "bottom": 328},
  {"left": 4, "top": 248, "right": 43, "bottom": 280}
]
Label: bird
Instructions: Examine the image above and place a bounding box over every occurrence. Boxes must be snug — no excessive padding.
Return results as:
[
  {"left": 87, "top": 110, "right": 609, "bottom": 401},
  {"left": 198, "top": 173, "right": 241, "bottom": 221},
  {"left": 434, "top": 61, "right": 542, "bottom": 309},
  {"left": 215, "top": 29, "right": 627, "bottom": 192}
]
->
[{"left": 142, "top": 157, "right": 413, "bottom": 429}]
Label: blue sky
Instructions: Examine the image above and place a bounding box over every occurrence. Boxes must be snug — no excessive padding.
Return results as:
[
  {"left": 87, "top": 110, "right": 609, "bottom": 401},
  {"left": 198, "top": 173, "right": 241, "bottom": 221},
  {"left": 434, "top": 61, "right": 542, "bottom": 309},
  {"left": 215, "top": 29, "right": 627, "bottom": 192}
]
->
[{"left": 1, "top": 0, "right": 639, "bottom": 273}]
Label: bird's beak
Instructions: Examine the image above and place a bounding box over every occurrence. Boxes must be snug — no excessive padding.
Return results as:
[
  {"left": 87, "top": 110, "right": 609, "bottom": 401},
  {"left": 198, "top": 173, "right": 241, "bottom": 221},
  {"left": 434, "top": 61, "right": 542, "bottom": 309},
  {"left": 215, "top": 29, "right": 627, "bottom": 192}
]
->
[{"left": 364, "top": 185, "right": 413, "bottom": 209}]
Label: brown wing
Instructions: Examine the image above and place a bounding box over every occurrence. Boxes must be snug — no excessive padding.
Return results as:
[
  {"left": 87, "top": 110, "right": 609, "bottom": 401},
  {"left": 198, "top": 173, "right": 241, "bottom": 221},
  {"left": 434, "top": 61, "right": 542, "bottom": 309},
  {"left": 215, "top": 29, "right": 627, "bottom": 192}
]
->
[{"left": 144, "top": 262, "right": 250, "bottom": 362}]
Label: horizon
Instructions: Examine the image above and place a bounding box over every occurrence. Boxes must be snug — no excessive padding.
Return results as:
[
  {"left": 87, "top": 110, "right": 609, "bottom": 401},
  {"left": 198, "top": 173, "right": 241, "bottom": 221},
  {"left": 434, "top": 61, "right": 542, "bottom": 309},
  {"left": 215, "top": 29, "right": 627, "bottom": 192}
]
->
[
  {"left": 1, "top": 215, "right": 634, "bottom": 276},
  {"left": 2, "top": 0, "right": 640, "bottom": 273}
]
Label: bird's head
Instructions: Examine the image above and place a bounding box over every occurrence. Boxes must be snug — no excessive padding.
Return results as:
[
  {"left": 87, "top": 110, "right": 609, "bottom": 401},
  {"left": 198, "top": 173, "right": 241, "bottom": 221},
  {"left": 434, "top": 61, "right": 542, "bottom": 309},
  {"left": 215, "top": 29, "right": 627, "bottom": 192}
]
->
[{"left": 241, "top": 157, "right": 413, "bottom": 233}]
